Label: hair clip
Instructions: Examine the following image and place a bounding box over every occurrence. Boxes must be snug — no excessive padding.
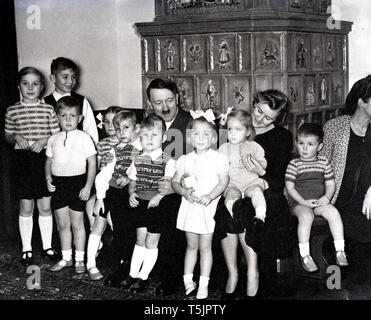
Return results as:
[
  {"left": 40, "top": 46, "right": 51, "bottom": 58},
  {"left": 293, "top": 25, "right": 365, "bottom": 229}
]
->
[
  {"left": 217, "top": 106, "right": 234, "bottom": 126},
  {"left": 190, "top": 109, "right": 216, "bottom": 124},
  {"left": 96, "top": 112, "right": 104, "bottom": 129}
]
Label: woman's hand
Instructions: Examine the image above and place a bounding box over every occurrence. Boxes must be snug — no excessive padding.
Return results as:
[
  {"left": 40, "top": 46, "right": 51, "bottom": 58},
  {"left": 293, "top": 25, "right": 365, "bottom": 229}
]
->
[
  {"left": 362, "top": 188, "right": 371, "bottom": 220},
  {"left": 15, "top": 134, "right": 30, "bottom": 150},
  {"left": 241, "top": 154, "right": 265, "bottom": 176}
]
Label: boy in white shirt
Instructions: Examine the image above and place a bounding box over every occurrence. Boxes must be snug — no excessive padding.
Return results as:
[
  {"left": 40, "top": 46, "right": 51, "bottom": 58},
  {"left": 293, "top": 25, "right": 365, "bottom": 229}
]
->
[{"left": 45, "top": 96, "right": 97, "bottom": 274}]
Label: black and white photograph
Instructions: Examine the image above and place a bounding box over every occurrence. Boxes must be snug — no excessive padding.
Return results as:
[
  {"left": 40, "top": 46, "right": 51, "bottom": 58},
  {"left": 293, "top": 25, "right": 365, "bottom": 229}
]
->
[{"left": 0, "top": 0, "right": 371, "bottom": 314}]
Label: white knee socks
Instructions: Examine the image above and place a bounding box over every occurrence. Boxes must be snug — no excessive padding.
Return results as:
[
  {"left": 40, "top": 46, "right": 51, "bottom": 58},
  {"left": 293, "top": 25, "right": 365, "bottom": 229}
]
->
[
  {"left": 19, "top": 216, "right": 33, "bottom": 252},
  {"left": 299, "top": 242, "right": 310, "bottom": 257},
  {"left": 137, "top": 248, "right": 158, "bottom": 280},
  {"left": 129, "top": 245, "right": 146, "bottom": 278},
  {"left": 38, "top": 215, "right": 53, "bottom": 250},
  {"left": 87, "top": 234, "right": 101, "bottom": 269},
  {"left": 334, "top": 240, "right": 345, "bottom": 252}
]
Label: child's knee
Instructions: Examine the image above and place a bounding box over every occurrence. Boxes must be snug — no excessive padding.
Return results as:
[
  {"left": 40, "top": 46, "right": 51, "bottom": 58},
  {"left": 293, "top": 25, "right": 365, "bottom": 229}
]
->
[
  {"left": 296, "top": 208, "right": 314, "bottom": 224},
  {"left": 19, "top": 200, "right": 34, "bottom": 216}
]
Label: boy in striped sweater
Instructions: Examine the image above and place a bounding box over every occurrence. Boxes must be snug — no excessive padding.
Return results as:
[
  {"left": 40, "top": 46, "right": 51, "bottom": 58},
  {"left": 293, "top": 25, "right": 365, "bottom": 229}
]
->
[
  {"left": 5, "top": 67, "right": 61, "bottom": 266},
  {"left": 285, "top": 123, "right": 348, "bottom": 273}
]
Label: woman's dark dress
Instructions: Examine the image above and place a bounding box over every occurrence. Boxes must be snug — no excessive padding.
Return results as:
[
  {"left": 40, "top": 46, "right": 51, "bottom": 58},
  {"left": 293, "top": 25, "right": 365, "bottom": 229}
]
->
[{"left": 335, "top": 126, "right": 371, "bottom": 243}]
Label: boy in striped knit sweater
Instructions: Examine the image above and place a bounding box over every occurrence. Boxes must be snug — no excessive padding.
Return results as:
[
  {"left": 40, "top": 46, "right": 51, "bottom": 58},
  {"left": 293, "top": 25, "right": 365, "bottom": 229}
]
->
[
  {"left": 120, "top": 114, "right": 176, "bottom": 293},
  {"left": 87, "top": 110, "right": 141, "bottom": 281},
  {"left": 285, "top": 123, "right": 348, "bottom": 273},
  {"left": 5, "top": 67, "right": 61, "bottom": 266}
]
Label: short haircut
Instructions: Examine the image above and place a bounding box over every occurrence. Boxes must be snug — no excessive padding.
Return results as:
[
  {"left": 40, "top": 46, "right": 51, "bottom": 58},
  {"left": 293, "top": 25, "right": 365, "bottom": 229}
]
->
[
  {"left": 112, "top": 110, "right": 138, "bottom": 129},
  {"left": 297, "top": 123, "right": 324, "bottom": 143},
  {"left": 227, "top": 109, "right": 255, "bottom": 141},
  {"left": 17, "top": 66, "right": 45, "bottom": 90},
  {"left": 253, "top": 89, "right": 290, "bottom": 124},
  {"left": 146, "top": 78, "right": 179, "bottom": 100},
  {"left": 56, "top": 96, "right": 82, "bottom": 115},
  {"left": 51, "top": 57, "right": 78, "bottom": 75},
  {"left": 140, "top": 113, "right": 166, "bottom": 135},
  {"left": 103, "top": 106, "right": 124, "bottom": 120}
]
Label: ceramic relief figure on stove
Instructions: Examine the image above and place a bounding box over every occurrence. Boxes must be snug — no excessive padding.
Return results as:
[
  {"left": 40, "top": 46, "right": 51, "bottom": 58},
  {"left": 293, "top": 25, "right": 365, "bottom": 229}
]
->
[
  {"left": 321, "top": 77, "right": 328, "bottom": 104},
  {"left": 218, "top": 40, "right": 231, "bottom": 69},
  {"left": 166, "top": 40, "right": 176, "bottom": 70},
  {"left": 296, "top": 39, "right": 307, "bottom": 68},
  {"left": 233, "top": 86, "right": 246, "bottom": 104},
  {"left": 202, "top": 80, "right": 217, "bottom": 110},
  {"left": 290, "top": 87, "right": 298, "bottom": 102},
  {"left": 189, "top": 44, "right": 202, "bottom": 64},
  {"left": 326, "top": 41, "right": 335, "bottom": 67},
  {"left": 291, "top": 0, "right": 301, "bottom": 8},
  {"left": 261, "top": 41, "right": 280, "bottom": 65},
  {"left": 305, "top": 81, "right": 315, "bottom": 106}
]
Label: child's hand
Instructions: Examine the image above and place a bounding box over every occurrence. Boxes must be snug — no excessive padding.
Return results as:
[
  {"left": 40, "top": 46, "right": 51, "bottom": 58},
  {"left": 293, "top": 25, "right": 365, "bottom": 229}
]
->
[
  {"left": 79, "top": 186, "right": 91, "bottom": 201},
  {"left": 316, "top": 196, "right": 330, "bottom": 207},
  {"left": 147, "top": 194, "right": 163, "bottom": 209},
  {"left": 46, "top": 177, "right": 56, "bottom": 192},
  {"left": 129, "top": 192, "right": 139, "bottom": 208},
  {"left": 102, "top": 152, "right": 114, "bottom": 165},
  {"left": 94, "top": 199, "right": 105, "bottom": 216},
  {"left": 15, "top": 134, "right": 30, "bottom": 150},
  {"left": 116, "top": 176, "right": 129, "bottom": 187},
  {"left": 183, "top": 188, "right": 199, "bottom": 203},
  {"left": 30, "top": 138, "right": 47, "bottom": 153},
  {"left": 158, "top": 178, "right": 172, "bottom": 196},
  {"left": 302, "top": 199, "right": 320, "bottom": 209},
  {"left": 197, "top": 195, "right": 212, "bottom": 206}
]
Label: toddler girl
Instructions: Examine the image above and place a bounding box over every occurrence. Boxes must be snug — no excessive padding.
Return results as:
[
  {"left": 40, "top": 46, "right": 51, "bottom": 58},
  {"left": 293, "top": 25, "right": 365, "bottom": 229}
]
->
[
  {"left": 5, "top": 67, "right": 60, "bottom": 265},
  {"left": 219, "top": 109, "right": 268, "bottom": 222},
  {"left": 172, "top": 113, "right": 229, "bottom": 299}
]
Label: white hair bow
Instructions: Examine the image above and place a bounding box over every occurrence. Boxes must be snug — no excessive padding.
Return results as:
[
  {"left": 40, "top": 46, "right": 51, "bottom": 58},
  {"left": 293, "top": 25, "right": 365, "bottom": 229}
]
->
[
  {"left": 190, "top": 109, "right": 216, "bottom": 124},
  {"left": 218, "top": 106, "right": 234, "bottom": 126}
]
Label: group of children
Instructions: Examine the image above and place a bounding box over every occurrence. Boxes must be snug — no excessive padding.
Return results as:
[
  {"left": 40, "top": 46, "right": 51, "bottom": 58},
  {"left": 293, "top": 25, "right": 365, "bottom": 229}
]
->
[{"left": 5, "top": 57, "right": 349, "bottom": 300}]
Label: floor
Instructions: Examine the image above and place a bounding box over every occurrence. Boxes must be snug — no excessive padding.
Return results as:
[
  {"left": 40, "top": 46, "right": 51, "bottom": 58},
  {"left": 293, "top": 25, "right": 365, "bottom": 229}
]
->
[{"left": 1, "top": 227, "right": 371, "bottom": 303}]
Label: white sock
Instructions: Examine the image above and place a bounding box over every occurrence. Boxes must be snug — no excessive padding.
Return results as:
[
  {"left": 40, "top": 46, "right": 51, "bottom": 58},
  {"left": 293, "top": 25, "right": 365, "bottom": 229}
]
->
[
  {"left": 87, "top": 234, "right": 101, "bottom": 269},
  {"left": 255, "top": 206, "right": 266, "bottom": 222},
  {"left": 225, "top": 200, "right": 236, "bottom": 217},
  {"left": 62, "top": 249, "right": 72, "bottom": 261},
  {"left": 38, "top": 215, "right": 53, "bottom": 250},
  {"left": 334, "top": 240, "right": 345, "bottom": 252},
  {"left": 19, "top": 216, "right": 33, "bottom": 252},
  {"left": 137, "top": 248, "right": 158, "bottom": 280},
  {"left": 75, "top": 250, "right": 85, "bottom": 262},
  {"left": 299, "top": 242, "right": 310, "bottom": 257},
  {"left": 129, "top": 245, "right": 146, "bottom": 278},
  {"left": 199, "top": 276, "right": 210, "bottom": 287},
  {"left": 183, "top": 274, "right": 193, "bottom": 283}
]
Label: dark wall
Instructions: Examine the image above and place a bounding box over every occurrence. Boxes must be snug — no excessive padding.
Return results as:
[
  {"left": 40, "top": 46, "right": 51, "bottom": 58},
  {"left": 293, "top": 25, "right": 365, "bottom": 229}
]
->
[{"left": 0, "top": 0, "right": 19, "bottom": 238}]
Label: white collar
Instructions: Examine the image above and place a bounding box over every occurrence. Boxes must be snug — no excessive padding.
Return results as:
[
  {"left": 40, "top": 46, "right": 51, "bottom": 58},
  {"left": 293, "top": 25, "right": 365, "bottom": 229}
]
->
[
  {"left": 20, "top": 99, "right": 41, "bottom": 106},
  {"left": 116, "top": 138, "right": 142, "bottom": 151},
  {"left": 165, "top": 108, "right": 178, "bottom": 131},
  {"left": 141, "top": 148, "right": 163, "bottom": 161},
  {"left": 53, "top": 91, "right": 71, "bottom": 101}
]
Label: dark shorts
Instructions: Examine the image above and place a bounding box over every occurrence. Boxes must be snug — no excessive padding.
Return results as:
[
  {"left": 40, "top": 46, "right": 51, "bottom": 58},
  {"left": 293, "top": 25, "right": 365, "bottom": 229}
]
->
[
  {"left": 13, "top": 150, "right": 50, "bottom": 200},
  {"left": 95, "top": 186, "right": 129, "bottom": 219},
  {"left": 133, "top": 194, "right": 181, "bottom": 234},
  {"left": 51, "top": 174, "right": 87, "bottom": 212}
]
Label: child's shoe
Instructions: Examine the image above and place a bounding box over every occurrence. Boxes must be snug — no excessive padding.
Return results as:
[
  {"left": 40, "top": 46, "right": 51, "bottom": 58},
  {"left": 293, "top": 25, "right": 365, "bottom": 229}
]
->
[
  {"left": 196, "top": 285, "right": 208, "bottom": 300},
  {"left": 41, "top": 248, "right": 60, "bottom": 262},
  {"left": 184, "top": 280, "right": 196, "bottom": 296},
  {"left": 50, "top": 259, "right": 73, "bottom": 272},
  {"left": 21, "top": 251, "right": 33, "bottom": 266},
  {"left": 300, "top": 255, "right": 318, "bottom": 273},
  {"left": 336, "top": 251, "right": 349, "bottom": 267},
  {"left": 75, "top": 261, "right": 86, "bottom": 274},
  {"left": 120, "top": 276, "right": 138, "bottom": 290},
  {"left": 88, "top": 267, "right": 104, "bottom": 281},
  {"left": 130, "top": 279, "right": 149, "bottom": 293}
]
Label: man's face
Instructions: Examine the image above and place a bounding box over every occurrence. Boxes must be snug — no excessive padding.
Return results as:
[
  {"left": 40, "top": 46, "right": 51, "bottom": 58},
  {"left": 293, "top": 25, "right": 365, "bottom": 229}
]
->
[{"left": 149, "top": 88, "right": 178, "bottom": 123}]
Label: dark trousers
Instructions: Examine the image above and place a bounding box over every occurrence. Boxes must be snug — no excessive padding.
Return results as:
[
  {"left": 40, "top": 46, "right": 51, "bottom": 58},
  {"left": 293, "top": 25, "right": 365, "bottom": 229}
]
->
[
  {"left": 105, "top": 186, "right": 136, "bottom": 264},
  {"left": 152, "top": 194, "right": 185, "bottom": 285}
]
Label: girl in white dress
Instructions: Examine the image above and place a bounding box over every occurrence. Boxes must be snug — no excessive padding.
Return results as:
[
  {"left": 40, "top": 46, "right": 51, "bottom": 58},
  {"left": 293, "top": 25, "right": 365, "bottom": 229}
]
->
[{"left": 172, "top": 113, "right": 229, "bottom": 299}]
